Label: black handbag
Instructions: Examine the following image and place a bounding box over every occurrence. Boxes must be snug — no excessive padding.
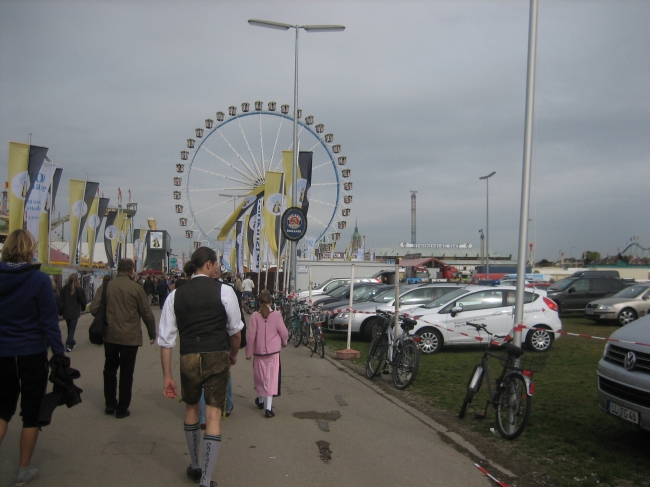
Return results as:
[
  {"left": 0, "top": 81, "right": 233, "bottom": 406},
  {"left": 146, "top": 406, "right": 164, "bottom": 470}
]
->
[{"left": 89, "top": 278, "right": 109, "bottom": 345}]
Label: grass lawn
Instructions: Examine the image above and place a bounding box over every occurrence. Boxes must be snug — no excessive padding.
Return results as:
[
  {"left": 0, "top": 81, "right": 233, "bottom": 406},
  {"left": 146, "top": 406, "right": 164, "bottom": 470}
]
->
[{"left": 324, "top": 315, "right": 650, "bottom": 487}]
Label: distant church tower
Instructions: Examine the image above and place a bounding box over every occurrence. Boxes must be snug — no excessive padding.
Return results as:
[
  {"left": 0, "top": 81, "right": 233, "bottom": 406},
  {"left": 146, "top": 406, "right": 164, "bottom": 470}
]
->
[{"left": 350, "top": 220, "right": 362, "bottom": 254}]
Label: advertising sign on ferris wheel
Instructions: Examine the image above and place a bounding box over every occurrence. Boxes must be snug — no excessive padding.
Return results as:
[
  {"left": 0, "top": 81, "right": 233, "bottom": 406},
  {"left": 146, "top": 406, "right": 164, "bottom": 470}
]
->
[{"left": 400, "top": 242, "right": 473, "bottom": 249}]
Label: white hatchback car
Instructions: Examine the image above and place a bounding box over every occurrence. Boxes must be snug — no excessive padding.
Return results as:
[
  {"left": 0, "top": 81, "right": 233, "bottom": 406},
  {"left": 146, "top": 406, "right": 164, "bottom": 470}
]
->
[{"left": 407, "top": 286, "right": 561, "bottom": 354}]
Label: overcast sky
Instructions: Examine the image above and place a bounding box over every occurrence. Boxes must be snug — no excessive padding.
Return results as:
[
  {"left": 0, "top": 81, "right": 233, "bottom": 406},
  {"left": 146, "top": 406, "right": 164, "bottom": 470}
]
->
[{"left": 1, "top": 0, "right": 648, "bottom": 262}]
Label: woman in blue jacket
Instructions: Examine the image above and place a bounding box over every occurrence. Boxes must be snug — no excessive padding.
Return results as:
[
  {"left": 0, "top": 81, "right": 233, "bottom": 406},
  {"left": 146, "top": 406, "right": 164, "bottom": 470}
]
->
[{"left": 0, "top": 229, "right": 65, "bottom": 486}]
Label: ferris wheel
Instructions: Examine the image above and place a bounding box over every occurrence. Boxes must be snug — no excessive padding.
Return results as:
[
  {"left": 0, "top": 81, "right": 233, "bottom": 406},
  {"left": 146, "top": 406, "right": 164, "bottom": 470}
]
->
[{"left": 173, "top": 101, "right": 352, "bottom": 251}]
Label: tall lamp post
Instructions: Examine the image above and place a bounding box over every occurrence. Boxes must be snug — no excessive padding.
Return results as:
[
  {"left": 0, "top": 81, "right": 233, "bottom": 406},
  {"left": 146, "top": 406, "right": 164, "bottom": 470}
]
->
[
  {"left": 248, "top": 19, "right": 345, "bottom": 293},
  {"left": 479, "top": 171, "right": 496, "bottom": 279}
]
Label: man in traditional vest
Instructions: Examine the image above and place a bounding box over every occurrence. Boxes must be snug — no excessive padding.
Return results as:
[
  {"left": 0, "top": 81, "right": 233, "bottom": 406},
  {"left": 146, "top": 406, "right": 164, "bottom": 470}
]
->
[{"left": 158, "top": 247, "right": 243, "bottom": 487}]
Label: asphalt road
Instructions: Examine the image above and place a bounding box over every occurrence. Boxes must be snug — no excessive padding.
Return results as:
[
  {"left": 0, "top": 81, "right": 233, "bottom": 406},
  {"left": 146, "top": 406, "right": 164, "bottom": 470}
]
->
[{"left": 0, "top": 308, "right": 496, "bottom": 487}]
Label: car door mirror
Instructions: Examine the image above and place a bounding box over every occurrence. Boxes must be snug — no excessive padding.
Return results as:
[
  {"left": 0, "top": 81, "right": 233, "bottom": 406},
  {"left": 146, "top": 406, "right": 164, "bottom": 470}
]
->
[
  {"left": 567, "top": 287, "right": 575, "bottom": 294},
  {"left": 450, "top": 305, "right": 463, "bottom": 317}
]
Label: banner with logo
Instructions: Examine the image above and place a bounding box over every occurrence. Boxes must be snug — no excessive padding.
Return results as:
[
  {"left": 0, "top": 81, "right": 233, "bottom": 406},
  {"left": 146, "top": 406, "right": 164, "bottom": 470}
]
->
[
  {"left": 250, "top": 197, "right": 263, "bottom": 273},
  {"left": 282, "top": 151, "right": 294, "bottom": 209},
  {"left": 87, "top": 196, "right": 109, "bottom": 267},
  {"left": 36, "top": 167, "right": 63, "bottom": 263},
  {"left": 222, "top": 227, "right": 233, "bottom": 273},
  {"left": 103, "top": 209, "right": 118, "bottom": 269},
  {"left": 298, "top": 151, "right": 313, "bottom": 215},
  {"left": 243, "top": 214, "right": 251, "bottom": 272},
  {"left": 229, "top": 226, "right": 237, "bottom": 273},
  {"left": 7, "top": 142, "right": 48, "bottom": 233},
  {"left": 115, "top": 210, "right": 127, "bottom": 261},
  {"left": 235, "top": 220, "right": 244, "bottom": 275},
  {"left": 24, "top": 164, "right": 55, "bottom": 261},
  {"left": 306, "top": 236, "right": 317, "bottom": 261},
  {"left": 68, "top": 179, "right": 85, "bottom": 265},
  {"left": 263, "top": 171, "right": 284, "bottom": 260},
  {"left": 357, "top": 238, "right": 365, "bottom": 261},
  {"left": 217, "top": 184, "right": 265, "bottom": 241}
]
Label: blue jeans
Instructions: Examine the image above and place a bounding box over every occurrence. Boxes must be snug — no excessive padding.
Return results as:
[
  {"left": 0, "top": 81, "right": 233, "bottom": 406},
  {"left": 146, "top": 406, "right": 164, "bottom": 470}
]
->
[
  {"left": 200, "top": 377, "right": 233, "bottom": 423},
  {"left": 65, "top": 319, "right": 78, "bottom": 346}
]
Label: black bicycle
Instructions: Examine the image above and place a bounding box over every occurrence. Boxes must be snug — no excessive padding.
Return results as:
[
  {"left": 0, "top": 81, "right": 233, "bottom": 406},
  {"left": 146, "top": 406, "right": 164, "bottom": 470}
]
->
[
  {"left": 365, "top": 310, "right": 421, "bottom": 390},
  {"left": 459, "top": 322, "right": 547, "bottom": 439}
]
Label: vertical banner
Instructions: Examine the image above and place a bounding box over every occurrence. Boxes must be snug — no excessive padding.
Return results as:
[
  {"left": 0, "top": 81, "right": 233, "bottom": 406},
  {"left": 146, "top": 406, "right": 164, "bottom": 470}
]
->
[
  {"left": 37, "top": 167, "right": 63, "bottom": 263},
  {"left": 25, "top": 164, "right": 55, "bottom": 261},
  {"left": 297, "top": 151, "right": 313, "bottom": 215},
  {"left": 235, "top": 221, "right": 244, "bottom": 275},
  {"left": 87, "top": 196, "right": 109, "bottom": 267},
  {"left": 115, "top": 211, "right": 127, "bottom": 261},
  {"left": 68, "top": 179, "right": 85, "bottom": 265},
  {"left": 7, "top": 142, "right": 30, "bottom": 232},
  {"left": 357, "top": 237, "right": 365, "bottom": 261},
  {"left": 103, "top": 209, "right": 118, "bottom": 269},
  {"left": 243, "top": 214, "right": 251, "bottom": 273},
  {"left": 282, "top": 151, "right": 294, "bottom": 209},
  {"left": 229, "top": 227, "right": 237, "bottom": 273},
  {"left": 217, "top": 185, "right": 264, "bottom": 241},
  {"left": 251, "top": 198, "right": 263, "bottom": 272},
  {"left": 79, "top": 182, "right": 99, "bottom": 250},
  {"left": 222, "top": 229, "right": 233, "bottom": 273},
  {"left": 306, "top": 236, "right": 316, "bottom": 261},
  {"left": 263, "top": 171, "right": 284, "bottom": 260},
  {"left": 25, "top": 145, "right": 48, "bottom": 204}
]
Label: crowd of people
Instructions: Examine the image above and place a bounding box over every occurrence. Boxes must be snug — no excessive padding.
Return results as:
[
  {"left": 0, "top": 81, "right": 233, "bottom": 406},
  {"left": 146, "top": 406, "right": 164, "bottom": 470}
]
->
[{"left": 0, "top": 228, "right": 287, "bottom": 487}]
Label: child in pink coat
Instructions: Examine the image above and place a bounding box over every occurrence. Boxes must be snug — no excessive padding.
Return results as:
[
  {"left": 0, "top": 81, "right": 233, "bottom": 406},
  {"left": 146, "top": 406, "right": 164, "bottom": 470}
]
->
[{"left": 245, "top": 290, "right": 288, "bottom": 417}]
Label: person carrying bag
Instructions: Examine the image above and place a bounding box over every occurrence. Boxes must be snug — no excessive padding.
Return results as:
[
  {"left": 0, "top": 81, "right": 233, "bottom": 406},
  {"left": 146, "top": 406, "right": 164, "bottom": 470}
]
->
[{"left": 89, "top": 276, "right": 110, "bottom": 345}]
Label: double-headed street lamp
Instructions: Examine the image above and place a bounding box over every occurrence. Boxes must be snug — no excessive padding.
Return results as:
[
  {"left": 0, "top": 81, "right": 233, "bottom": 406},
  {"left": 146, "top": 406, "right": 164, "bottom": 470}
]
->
[
  {"left": 479, "top": 171, "right": 496, "bottom": 279},
  {"left": 248, "top": 19, "right": 345, "bottom": 293}
]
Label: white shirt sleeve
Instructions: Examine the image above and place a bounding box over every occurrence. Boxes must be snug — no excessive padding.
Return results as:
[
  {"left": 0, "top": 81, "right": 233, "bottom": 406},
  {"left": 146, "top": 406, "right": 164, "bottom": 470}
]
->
[
  {"left": 157, "top": 289, "right": 178, "bottom": 348},
  {"left": 221, "top": 284, "right": 245, "bottom": 336}
]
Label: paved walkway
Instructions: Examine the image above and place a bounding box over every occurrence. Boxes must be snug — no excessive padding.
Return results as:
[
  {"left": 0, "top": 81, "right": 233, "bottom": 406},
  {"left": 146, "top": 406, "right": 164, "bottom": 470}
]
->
[{"left": 0, "top": 308, "right": 494, "bottom": 487}]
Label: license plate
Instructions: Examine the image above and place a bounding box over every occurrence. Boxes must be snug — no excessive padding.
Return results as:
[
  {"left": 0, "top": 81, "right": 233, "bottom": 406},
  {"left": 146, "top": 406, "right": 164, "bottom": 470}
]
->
[
  {"left": 609, "top": 401, "right": 639, "bottom": 425},
  {"left": 585, "top": 309, "right": 594, "bottom": 315}
]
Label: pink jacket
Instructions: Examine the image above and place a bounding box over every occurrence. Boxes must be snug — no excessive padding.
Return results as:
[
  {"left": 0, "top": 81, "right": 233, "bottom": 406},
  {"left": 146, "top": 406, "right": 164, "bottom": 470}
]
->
[{"left": 245, "top": 310, "right": 289, "bottom": 358}]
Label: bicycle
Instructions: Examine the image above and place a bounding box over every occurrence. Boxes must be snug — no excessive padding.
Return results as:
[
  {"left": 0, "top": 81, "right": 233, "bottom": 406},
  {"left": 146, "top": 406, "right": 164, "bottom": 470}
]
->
[
  {"left": 242, "top": 294, "right": 258, "bottom": 314},
  {"left": 305, "top": 309, "right": 326, "bottom": 359},
  {"left": 365, "top": 310, "right": 421, "bottom": 390},
  {"left": 459, "top": 322, "right": 547, "bottom": 440}
]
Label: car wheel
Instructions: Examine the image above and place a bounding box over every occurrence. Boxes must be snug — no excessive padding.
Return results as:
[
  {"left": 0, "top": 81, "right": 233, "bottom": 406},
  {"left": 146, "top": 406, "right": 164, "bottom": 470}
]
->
[
  {"left": 416, "top": 328, "right": 443, "bottom": 355},
  {"left": 361, "top": 318, "right": 382, "bottom": 342},
  {"left": 526, "top": 327, "right": 553, "bottom": 352},
  {"left": 618, "top": 308, "right": 637, "bottom": 326}
]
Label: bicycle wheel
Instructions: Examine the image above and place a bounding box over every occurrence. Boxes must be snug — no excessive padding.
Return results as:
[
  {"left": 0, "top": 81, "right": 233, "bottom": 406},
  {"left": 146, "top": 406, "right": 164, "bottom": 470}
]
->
[
  {"left": 365, "top": 334, "right": 388, "bottom": 379},
  {"left": 317, "top": 333, "right": 325, "bottom": 358},
  {"left": 293, "top": 320, "right": 302, "bottom": 348},
  {"left": 459, "top": 364, "right": 484, "bottom": 419},
  {"left": 301, "top": 324, "right": 309, "bottom": 346},
  {"left": 308, "top": 325, "right": 318, "bottom": 354},
  {"left": 495, "top": 373, "right": 531, "bottom": 440},
  {"left": 392, "top": 341, "right": 421, "bottom": 390}
]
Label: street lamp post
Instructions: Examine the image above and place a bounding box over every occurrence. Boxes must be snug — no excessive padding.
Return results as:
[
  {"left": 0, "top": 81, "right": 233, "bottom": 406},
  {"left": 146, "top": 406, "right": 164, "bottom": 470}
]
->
[
  {"left": 248, "top": 19, "right": 344, "bottom": 293},
  {"left": 479, "top": 171, "right": 496, "bottom": 279}
]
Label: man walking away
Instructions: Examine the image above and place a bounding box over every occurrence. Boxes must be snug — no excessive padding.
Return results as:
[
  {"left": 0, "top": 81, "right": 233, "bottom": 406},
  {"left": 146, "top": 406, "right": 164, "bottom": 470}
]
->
[
  {"left": 156, "top": 277, "right": 170, "bottom": 310},
  {"left": 90, "top": 258, "right": 156, "bottom": 419},
  {"left": 143, "top": 276, "right": 155, "bottom": 304},
  {"left": 158, "top": 247, "right": 242, "bottom": 487},
  {"left": 242, "top": 274, "right": 254, "bottom": 299}
]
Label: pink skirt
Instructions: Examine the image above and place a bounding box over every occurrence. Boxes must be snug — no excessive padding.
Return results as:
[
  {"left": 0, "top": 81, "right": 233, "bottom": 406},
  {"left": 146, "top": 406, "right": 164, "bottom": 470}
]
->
[{"left": 253, "top": 353, "right": 281, "bottom": 397}]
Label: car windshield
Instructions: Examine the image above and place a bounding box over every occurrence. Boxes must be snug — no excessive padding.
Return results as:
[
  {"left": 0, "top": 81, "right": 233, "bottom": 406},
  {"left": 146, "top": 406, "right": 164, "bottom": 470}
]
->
[
  {"left": 423, "top": 288, "right": 469, "bottom": 309},
  {"left": 328, "top": 285, "right": 351, "bottom": 298},
  {"left": 352, "top": 286, "right": 378, "bottom": 301},
  {"left": 371, "top": 287, "right": 397, "bottom": 303},
  {"left": 612, "top": 285, "right": 650, "bottom": 299},
  {"left": 548, "top": 278, "right": 577, "bottom": 291}
]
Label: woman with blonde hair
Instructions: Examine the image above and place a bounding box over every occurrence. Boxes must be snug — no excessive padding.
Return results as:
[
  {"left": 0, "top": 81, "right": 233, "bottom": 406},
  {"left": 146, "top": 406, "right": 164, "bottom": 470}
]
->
[
  {"left": 0, "top": 229, "right": 65, "bottom": 485},
  {"left": 60, "top": 273, "right": 87, "bottom": 352},
  {"left": 246, "top": 289, "right": 288, "bottom": 418}
]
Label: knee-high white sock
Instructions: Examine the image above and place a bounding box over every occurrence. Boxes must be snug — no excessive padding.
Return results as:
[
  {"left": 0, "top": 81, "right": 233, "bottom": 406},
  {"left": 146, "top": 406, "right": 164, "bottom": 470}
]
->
[
  {"left": 183, "top": 422, "right": 201, "bottom": 469},
  {"left": 201, "top": 434, "right": 221, "bottom": 486},
  {"left": 266, "top": 396, "right": 273, "bottom": 410}
]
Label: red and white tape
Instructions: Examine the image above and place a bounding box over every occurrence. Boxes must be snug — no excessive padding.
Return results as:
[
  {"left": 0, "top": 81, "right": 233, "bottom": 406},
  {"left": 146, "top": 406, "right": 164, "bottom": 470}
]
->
[{"left": 474, "top": 464, "right": 511, "bottom": 487}]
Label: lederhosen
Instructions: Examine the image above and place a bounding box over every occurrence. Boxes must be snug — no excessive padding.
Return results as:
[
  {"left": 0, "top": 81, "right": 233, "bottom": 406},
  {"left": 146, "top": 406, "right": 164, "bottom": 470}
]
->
[{"left": 175, "top": 277, "right": 230, "bottom": 407}]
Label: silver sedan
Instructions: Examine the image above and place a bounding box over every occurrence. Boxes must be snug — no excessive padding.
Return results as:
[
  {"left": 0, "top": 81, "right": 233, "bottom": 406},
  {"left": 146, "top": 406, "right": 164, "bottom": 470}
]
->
[{"left": 585, "top": 283, "right": 650, "bottom": 326}]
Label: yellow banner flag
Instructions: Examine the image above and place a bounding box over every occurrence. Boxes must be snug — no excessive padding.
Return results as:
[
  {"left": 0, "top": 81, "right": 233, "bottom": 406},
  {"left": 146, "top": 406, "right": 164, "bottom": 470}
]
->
[
  {"left": 217, "top": 184, "right": 265, "bottom": 241},
  {"left": 243, "top": 213, "right": 250, "bottom": 272},
  {"left": 68, "top": 179, "right": 86, "bottom": 265},
  {"left": 86, "top": 197, "right": 99, "bottom": 266},
  {"left": 7, "top": 142, "right": 30, "bottom": 233},
  {"left": 282, "top": 150, "right": 294, "bottom": 208},
  {"left": 263, "top": 171, "right": 284, "bottom": 260}
]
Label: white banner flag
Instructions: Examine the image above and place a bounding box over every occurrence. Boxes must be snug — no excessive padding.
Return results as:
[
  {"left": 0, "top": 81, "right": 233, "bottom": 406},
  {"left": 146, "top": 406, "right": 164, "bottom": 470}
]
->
[{"left": 25, "top": 164, "right": 55, "bottom": 261}]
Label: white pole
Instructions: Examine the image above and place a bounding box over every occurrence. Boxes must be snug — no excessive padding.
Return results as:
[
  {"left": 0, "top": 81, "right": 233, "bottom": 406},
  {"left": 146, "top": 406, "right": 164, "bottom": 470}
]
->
[
  {"left": 346, "top": 264, "right": 355, "bottom": 350},
  {"left": 308, "top": 265, "right": 312, "bottom": 304},
  {"left": 394, "top": 262, "right": 400, "bottom": 339}
]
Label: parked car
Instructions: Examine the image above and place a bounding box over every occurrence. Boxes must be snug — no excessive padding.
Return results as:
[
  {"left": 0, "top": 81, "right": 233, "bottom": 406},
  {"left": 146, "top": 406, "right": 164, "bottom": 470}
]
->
[
  {"left": 499, "top": 279, "right": 552, "bottom": 289},
  {"left": 319, "top": 284, "right": 391, "bottom": 314},
  {"left": 546, "top": 277, "right": 629, "bottom": 314},
  {"left": 597, "top": 314, "right": 650, "bottom": 432},
  {"left": 571, "top": 270, "right": 620, "bottom": 278},
  {"left": 585, "top": 283, "right": 650, "bottom": 326},
  {"left": 311, "top": 282, "right": 380, "bottom": 307},
  {"left": 329, "top": 283, "right": 461, "bottom": 341},
  {"left": 409, "top": 286, "right": 561, "bottom": 354},
  {"left": 297, "top": 278, "right": 375, "bottom": 300}
]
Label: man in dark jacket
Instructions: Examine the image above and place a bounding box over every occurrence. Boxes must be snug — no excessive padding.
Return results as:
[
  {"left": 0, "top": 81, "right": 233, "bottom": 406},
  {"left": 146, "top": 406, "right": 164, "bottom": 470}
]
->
[
  {"left": 156, "top": 277, "right": 170, "bottom": 309},
  {"left": 90, "top": 258, "right": 156, "bottom": 419},
  {"left": 143, "top": 276, "right": 155, "bottom": 304}
]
